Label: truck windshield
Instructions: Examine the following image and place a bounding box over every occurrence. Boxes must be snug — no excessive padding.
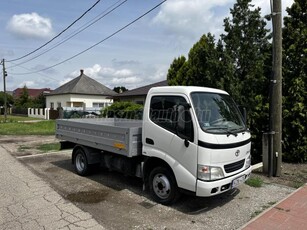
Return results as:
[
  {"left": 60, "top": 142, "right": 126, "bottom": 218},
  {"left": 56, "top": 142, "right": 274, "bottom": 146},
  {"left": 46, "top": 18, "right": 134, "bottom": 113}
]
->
[{"left": 191, "top": 92, "right": 246, "bottom": 134}]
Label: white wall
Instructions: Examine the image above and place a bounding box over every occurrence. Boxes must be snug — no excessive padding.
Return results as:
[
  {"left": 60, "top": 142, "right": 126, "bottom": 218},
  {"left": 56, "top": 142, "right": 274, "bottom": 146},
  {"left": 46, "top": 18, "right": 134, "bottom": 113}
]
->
[{"left": 46, "top": 94, "right": 113, "bottom": 109}]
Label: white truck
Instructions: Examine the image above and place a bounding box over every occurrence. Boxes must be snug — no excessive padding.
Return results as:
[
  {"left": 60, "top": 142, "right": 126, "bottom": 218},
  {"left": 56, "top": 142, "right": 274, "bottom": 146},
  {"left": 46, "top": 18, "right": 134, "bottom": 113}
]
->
[{"left": 56, "top": 86, "right": 252, "bottom": 204}]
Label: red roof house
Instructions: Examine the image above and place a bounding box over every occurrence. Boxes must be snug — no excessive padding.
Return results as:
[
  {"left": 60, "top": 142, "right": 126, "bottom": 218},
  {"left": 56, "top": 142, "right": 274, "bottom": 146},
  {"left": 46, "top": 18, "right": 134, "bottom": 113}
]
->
[{"left": 13, "top": 88, "right": 52, "bottom": 98}]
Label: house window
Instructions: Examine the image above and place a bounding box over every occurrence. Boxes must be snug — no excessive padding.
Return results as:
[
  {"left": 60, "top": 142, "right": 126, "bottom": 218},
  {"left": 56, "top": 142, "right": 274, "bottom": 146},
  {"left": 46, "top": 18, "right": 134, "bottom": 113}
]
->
[
  {"left": 93, "top": 102, "right": 105, "bottom": 108},
  {"left": 57, "top": 102, "right": 62, "bottom": 108},
  {"left": 73, "top": 102, "right": 83, "bottom": 107},
  {"left": 50, "top": 102, "right": 54, "bottom": 109}
]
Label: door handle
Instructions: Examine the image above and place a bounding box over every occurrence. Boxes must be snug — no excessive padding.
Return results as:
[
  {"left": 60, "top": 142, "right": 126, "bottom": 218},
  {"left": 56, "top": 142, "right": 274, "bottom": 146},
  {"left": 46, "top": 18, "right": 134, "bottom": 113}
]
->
[{"left": 146, "top": 138, "right": 154, "bottom": 145}]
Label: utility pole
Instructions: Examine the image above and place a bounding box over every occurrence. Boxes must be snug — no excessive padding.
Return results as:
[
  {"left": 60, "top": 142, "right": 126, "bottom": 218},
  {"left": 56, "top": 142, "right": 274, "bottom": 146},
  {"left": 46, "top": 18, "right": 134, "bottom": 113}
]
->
[
  {"left": 270, "top": 0, "right": 282, "bottom": 176},
  {"left": 2, "top": 59, "right": 8, "bottom": 122}
]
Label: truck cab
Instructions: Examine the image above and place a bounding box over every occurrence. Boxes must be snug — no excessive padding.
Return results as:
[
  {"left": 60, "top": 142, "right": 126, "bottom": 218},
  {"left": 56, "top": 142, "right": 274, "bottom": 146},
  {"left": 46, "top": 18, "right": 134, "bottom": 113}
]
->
[{"left": 142, "top": 86, "right": 251, "bottom": 203}]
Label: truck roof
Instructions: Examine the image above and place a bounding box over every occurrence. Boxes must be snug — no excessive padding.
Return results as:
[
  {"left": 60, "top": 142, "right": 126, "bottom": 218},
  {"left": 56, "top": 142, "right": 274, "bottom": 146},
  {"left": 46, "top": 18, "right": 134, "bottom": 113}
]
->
[{"left": 148, "top": 86, "right": 229, "bottom": 95}]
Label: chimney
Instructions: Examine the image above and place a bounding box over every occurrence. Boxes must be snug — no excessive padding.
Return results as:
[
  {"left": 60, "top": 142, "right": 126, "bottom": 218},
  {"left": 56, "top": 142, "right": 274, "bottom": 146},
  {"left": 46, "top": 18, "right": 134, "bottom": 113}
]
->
[{"left": 80, "top": 69, "right": 84, "bottom": 75}]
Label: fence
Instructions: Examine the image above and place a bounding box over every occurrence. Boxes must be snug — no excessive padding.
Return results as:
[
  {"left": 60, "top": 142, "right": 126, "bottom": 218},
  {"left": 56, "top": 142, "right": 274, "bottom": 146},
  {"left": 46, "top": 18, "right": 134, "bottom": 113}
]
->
[
  {"left": 27, "top": 107, "right": 102, "bottom": 120},
  {"left": 0, "top": 107, "right": 12, "bottom": 115},
  {"left": 28, "top": 108, "right": 50, "bottom": 119}
]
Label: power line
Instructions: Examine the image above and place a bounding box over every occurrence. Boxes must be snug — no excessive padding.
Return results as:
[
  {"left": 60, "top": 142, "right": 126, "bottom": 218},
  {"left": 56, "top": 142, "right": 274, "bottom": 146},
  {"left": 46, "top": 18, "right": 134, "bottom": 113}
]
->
[
  {"left": 7, "top": 0, "right": 127, "bottom": 68},
  {"left": 8, "top": 61, "right": 59, "bottom": 82},
  {"left": 7, "top": 0, "right": 101, "bottom": 63},
  {"left": 9, "top": 0, "right": 167, "bottom": 76}
]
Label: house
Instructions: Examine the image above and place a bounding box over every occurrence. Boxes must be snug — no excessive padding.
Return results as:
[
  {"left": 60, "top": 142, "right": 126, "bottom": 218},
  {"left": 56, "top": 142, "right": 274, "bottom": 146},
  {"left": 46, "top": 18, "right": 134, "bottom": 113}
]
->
[
  {"left": 13, "top": 88, "right": 52, "bottom": 98},
  {"left": 112, "top": 80, "right": 168, "bottom": 104},
  {"left": 46, "top": 70, "right": 117, "bottom": 110}
]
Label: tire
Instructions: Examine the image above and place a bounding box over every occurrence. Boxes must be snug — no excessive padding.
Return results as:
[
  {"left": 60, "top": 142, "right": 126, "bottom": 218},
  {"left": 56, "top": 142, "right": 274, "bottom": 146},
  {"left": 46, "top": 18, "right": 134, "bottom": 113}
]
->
[
  {"left": 149, "top": 167, "right": 180, "bottom": 205},
  {"left": 74, "top": 149, "right": 90, "bottom": 176}
]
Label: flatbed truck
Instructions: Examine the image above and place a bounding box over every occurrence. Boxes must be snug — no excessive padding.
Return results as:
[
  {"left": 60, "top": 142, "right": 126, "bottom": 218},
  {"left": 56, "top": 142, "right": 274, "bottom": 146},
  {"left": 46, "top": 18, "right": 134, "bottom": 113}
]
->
[{"left": 56, "top": 86, "right": 252, "bottom": 204}]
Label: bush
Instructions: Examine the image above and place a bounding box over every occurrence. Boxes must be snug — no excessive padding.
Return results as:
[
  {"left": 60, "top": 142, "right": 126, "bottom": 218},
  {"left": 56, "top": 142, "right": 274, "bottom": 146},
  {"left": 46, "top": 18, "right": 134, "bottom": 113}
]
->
[
  {"left": 245, "top": 176, "right": 263, "bottom": 187},
  {"left": 102, "top": 101, "right": 143, "bottom": 119}
]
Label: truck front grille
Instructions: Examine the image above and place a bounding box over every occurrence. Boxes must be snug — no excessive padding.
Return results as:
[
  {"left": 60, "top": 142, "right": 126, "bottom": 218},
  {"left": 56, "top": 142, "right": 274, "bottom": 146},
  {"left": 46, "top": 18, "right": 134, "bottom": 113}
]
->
[{"left": 224, "top": 159, "right": 245, "bottom": 173}]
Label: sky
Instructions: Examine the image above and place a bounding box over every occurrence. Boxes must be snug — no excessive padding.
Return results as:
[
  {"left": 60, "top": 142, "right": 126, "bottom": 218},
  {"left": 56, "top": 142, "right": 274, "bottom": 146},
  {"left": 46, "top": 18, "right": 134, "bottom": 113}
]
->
[{"left": 0, "top": 0, "right": 294, "bottom": 92}]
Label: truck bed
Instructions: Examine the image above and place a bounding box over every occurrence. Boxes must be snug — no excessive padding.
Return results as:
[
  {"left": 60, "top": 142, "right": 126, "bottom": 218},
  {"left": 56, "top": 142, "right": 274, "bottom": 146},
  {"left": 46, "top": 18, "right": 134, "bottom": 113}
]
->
[{"left": 56, "top": 118, "right": 143, "bottom": 157}]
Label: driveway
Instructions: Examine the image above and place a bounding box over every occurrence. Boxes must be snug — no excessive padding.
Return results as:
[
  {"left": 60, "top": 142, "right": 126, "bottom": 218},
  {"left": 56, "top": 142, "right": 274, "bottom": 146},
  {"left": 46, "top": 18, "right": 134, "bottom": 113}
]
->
[{"left": 0, "top": 136, "right": 295, "bottom": 230}]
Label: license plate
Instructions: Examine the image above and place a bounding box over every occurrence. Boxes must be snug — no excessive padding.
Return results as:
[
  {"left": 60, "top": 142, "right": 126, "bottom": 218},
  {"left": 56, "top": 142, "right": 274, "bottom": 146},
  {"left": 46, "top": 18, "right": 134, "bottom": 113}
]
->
[{"left": 232, "top": 175, "right": 246, "bottom": 188}]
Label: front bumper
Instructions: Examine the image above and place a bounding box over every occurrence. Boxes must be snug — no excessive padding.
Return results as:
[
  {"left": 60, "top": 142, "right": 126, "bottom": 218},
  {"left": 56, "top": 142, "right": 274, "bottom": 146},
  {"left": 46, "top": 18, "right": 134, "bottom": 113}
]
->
[{"left": 196, "top": 166, "right": 252, "bottom": 197}]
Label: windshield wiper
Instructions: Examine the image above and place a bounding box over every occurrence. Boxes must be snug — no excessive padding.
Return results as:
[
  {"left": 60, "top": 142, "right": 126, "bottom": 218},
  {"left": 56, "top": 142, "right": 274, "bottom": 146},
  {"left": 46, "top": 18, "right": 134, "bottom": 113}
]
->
[
  {"left": 226, "top": 129, "right": 238, "bottom": 137},
  {"left": 206, "top": 127, "right": 238, "bottom": 137}
]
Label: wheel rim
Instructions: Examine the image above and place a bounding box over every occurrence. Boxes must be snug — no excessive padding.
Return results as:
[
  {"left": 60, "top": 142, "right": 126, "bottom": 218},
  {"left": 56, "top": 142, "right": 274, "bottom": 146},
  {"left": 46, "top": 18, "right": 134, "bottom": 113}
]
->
[
  {"left": 75, "top": 153, "right": 85, "bottom": 172},
  {"left": 152, "top": 173, "right": 171, "bottom": 199}
]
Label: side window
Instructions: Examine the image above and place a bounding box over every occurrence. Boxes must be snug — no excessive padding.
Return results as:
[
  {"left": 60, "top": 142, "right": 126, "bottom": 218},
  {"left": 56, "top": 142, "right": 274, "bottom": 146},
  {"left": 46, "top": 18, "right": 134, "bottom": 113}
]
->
[
  {"left": 177, "top": 105, "right": 194, "bottom": 142},
  {"left": 150, "top": 96, "right": 194, "bottom": 141}
]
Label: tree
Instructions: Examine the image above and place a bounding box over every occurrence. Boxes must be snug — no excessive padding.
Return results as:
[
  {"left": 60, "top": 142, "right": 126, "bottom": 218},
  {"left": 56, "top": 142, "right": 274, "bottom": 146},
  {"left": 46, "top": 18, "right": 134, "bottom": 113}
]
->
[
  {"left": 0, "top": 92, "right": 14, "bottom": 111},
  {"left": 221, "top": 0, "right": 271, "bottom": 161},
  {"left": 113, "top": 86, "right": 128, "bottom": 93},
  {"left": 222, "top": 0, "right": 270, "bottom": 104},
  {"left": 32, "top": 92, "right": 46, "bottom": 108},
  {"left": 186, "top": 33, "right": 221, "bottom": 87},
  {"left": 167, "top": 56, "right": 186, "bottom": 85},
  {"left": 282, "top": 0, "right": 307, "bottom": 162},
  {"left": 15, "top": 85, "right": 33, "bottom": 108},
  {"left": 167, "top": 34, "right": 221, "bottom": 88}
]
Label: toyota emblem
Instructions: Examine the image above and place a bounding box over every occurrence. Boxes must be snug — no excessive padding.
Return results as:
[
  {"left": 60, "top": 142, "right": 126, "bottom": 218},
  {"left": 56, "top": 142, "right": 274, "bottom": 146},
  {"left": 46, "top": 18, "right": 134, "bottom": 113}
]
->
[{"left": 235, "top": 150, "right": 240, "bottom": 157}]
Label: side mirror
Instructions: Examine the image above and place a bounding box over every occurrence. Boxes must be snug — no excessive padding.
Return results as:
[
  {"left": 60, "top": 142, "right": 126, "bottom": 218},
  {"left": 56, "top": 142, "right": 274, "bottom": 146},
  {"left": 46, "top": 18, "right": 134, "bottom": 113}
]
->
[{"left": 175, "top": 104, "right": 193, "bottom": 147}]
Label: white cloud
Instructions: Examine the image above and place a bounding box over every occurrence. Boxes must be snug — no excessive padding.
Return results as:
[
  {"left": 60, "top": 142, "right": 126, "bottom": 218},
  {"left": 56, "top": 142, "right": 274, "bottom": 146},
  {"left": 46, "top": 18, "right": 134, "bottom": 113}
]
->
[
  {"left": 59, "top": 78, "right": 73, "bottom": 86},
  {"left": 64, "top": 63, "right": 169, "bottom": 90},
  {"left": 153, "top": 0, "right": 294, "bottom": 43},
  {"left": 153, "top": 0, "right": 233, "bottom": 40},
  {"left": 67, "top": 64, "right": 144, "bottom": 89},
  {"left": 112, "top": 76, "right": 142, "bottom": 85},
  {"left": 18, "top": 81, "right": 36, "bottom": 88},
  {"left": 7, "top": 12, "right": 54, "bottom": 39},
  {"left": 252, "top": 0, "right": 294, "bottom": 17}
]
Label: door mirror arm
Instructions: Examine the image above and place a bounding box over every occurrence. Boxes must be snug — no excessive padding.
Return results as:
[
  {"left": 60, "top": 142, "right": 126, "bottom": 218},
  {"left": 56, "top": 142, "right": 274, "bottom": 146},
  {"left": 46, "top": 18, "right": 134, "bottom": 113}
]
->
[{"left": 184, "top": 139, "right": 189, "bottom": 147}]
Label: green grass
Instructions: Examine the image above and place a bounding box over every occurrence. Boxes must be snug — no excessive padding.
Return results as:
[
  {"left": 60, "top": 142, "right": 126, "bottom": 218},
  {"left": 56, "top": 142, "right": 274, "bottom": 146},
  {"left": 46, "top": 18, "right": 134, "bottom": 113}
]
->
[
  {"left": 251, "top": 201, "right": 277, "bottom": 219},
  {"left": 245, "top": 176, "right": 263, "bottom": 187},
  {"left": 18, "top": 145, "right": 32, "bottom": 152},
  {"left": 251, "top": 209, "right": 262, "bottom": 218},
  {"left": 37, "top": 142, "right": 61, "bottom": 152},
  {"left": 0, "top": 115, "right": 42, "bottom": 123},
  {"left": 291, "top": 181, "right": 305, "bottom": 189},
  {"left": 0, "top": 120, "right": 55, "bottom": 135}
]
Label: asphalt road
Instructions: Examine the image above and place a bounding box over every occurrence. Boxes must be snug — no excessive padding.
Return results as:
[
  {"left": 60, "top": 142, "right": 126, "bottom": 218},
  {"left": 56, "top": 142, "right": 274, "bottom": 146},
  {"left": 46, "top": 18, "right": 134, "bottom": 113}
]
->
[{"left": 0, "top": 136, "right": 295, "bottom": 230}]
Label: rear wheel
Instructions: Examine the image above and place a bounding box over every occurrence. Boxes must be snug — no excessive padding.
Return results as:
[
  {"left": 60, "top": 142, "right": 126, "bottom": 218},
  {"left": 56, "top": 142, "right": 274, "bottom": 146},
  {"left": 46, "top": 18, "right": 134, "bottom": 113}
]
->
[
  {"left": 149, "top": 167, "right": 180, "bottom": 205},
  {"left": 74, "top": 149, "right": 89, "bottom": 176}
]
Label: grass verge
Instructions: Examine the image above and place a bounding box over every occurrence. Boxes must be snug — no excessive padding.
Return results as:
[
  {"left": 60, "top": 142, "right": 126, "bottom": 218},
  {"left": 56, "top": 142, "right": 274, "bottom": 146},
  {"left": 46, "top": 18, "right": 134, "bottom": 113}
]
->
[
  {"left": 0, "top": 120, "right": 55, "bottom": 135},
  {"left": 0, "top": 115, "right": 42, "bottom": 123},
  {"left": 37, "top": 142, "right": 61, "bottom": 152},
  {"left": 245, "top": 176, "right": 263, "bottom": 187}
]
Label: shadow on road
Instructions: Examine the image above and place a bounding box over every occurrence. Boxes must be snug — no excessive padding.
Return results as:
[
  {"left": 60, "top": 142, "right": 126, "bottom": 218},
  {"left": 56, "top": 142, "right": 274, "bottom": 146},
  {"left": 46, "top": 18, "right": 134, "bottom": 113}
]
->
[{"left": 50, "top": 158, "right": 241, "bottom": 214}]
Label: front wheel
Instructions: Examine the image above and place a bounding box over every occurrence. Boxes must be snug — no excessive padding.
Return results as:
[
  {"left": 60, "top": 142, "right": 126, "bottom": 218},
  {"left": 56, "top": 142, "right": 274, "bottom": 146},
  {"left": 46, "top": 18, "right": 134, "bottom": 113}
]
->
[{"left": 149, "top": 167, "right": 180, "bottom": 205}]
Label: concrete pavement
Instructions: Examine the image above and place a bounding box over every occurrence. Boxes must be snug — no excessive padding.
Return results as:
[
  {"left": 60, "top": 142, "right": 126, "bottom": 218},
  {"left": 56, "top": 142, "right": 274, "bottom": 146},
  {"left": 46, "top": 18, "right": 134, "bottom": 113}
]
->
[{"left": 0, "top": 145, "right": 105, "bottom": 230}]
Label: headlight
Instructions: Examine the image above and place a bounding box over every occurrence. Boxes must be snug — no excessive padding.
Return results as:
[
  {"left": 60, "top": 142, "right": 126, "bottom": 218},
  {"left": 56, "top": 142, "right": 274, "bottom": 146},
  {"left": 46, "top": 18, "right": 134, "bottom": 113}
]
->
[
  {"left": 197, "top": 165, "right": 224, "bottom": 181},
  {"left": 245, "top": 154, "right": 251, "bottom": 169}
]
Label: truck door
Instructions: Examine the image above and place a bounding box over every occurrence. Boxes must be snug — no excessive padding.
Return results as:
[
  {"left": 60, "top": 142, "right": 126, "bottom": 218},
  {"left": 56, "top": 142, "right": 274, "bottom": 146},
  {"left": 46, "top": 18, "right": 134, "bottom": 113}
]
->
[{"left": 145, "top": 95, "right": 198, "bottom": 192}]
